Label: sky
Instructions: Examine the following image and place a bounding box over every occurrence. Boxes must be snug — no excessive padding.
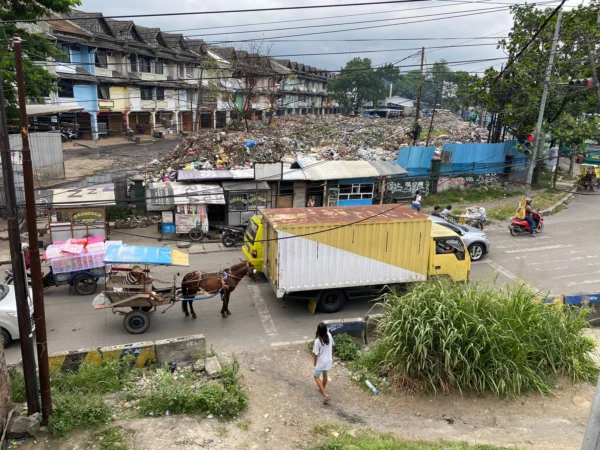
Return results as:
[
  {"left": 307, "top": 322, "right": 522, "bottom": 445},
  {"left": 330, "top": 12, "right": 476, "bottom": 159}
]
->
[{"left": 76, "top": 0, "right": 580, "bottom": 75}]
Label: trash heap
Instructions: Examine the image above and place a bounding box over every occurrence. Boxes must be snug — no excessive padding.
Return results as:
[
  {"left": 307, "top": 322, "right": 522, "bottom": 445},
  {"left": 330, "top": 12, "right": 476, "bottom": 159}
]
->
[{"left": 149, "top": 113, "right": 490, "bottom": 180}]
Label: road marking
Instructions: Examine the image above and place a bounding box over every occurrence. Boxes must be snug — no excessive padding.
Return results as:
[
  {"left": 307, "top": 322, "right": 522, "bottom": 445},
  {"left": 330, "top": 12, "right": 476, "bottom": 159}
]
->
[
  {"left": 503, "top": 244, "right": 573, "bottom": 254},
  {"left": 484, "top": 259, "right": 532, "bottom": 286},
  {"left": 528, "top": 255, "right": 597, "bottom": 266},
  {"left": 554, "top": 270, "right": 600, "bottom": 279},
  {"left": 271, "top": 339, "right": 311, "bottom": 348},
  {"left": 567, "top": 279, "right": 600, "bottom": 287},
  {"left": 248, "top": 284, "right": 278, "bottom": 338}
]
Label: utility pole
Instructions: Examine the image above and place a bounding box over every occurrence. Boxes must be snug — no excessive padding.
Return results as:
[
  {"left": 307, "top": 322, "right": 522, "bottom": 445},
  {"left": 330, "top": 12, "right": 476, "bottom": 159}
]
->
[
  {"left": 13, "top": 35, "right": 51, "bottom": 420},
  {"left": 525, "top": 10, "right": 563, "bottom": 197},
  {"left": 426, "top": 84, "right": 440, "bottom": 146},
  {"left": 492, "top": 65, "right": 505, "bottom": 143},
  {"left": 413, "top": 47, "right": 425, "bottom": 145},
  {"left": 0, "top": 67, "right": 39, "bottom": 415}
]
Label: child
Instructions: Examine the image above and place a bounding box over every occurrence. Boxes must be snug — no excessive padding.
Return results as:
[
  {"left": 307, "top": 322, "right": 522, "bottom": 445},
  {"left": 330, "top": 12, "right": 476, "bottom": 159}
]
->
[
  {"left": 313, "top": 322, "right": 334, "bottom": 404},
  {"left": 411, "top": 190, "right": 422, "bottom": 211}
]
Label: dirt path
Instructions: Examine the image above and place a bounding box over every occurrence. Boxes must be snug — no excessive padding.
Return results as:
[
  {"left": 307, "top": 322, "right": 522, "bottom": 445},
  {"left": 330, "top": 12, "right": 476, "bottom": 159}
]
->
[{"left": 19, "top": 345, "right": 594, "bottom": 450}]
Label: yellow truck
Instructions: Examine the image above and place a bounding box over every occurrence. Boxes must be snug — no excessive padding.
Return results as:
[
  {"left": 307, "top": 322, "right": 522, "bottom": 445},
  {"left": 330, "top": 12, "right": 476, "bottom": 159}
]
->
[{"left": 244, "top": 205, "right": 470, "bottom": 313}]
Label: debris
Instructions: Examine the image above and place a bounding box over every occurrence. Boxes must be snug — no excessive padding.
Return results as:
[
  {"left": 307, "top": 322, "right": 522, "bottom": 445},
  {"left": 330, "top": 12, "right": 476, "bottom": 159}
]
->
[
  {"left": 7, "top": 414, "right": 41, "bottom": 439},
  {"left": 114, "top": 215, "right": 161, "bottom": 229},
  {"left": 205, "top": 356, "right": 222, "bottom": 378},
  {"left": 365, "top": 379, "right": 380, "bottom": 395},
  {"left": 192, "top": 358, "right": 206, "bottom": 372},
  {"left": 442, "top": 414, "right": 455, "bottom": 425}
]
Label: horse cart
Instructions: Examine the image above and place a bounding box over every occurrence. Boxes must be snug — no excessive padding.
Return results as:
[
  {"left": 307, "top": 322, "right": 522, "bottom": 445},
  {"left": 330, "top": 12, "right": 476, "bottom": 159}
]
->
[{"left": 578, "top": 164, "right": 600, "bottom": 192}]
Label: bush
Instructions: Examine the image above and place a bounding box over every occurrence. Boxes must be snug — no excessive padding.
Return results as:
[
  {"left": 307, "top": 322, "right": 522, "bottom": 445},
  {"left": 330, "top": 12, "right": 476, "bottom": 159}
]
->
[
  {"left": 8, "top": 365, "right": 26, "bottom": 404},
  {"left": 333, "top": 333, "right": 361, "bottom": 362},
  {"left": 51, "top": 359, "right": 134, "bottom": 394},
  {"left": 370, "top": 282, "right": 598, "bottom": 396},
  {"left": 48, "top": 392, "right": 111, "bottom": 437}
]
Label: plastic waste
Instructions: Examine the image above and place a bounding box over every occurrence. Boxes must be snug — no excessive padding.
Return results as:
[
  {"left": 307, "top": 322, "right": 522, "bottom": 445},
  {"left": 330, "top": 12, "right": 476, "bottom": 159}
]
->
[{"left": 365, "top": 380, "right": 379, "bottom": 395}]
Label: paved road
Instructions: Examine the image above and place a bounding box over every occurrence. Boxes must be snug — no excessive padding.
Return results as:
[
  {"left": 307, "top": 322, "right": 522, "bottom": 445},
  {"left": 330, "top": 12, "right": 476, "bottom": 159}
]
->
[{"left": 5, "top": 189, "right": 597, "bottom": 363}]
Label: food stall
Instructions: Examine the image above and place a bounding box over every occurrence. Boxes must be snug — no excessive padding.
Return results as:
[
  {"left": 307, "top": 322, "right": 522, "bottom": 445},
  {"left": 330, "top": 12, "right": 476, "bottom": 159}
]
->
[{"left": 35, "top": 184, "right": 115, "bottom": 244}]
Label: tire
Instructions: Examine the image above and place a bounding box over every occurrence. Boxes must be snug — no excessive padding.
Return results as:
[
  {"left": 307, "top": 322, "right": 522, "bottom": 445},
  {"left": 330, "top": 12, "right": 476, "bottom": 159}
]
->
[
  {"left": 1, "top": 328, "right": 11, "bottom": 346},
  {"left": 73, "top": 274, "right": 98, "bottom": 295},
  {"left": 222, "top": 235, "right": 236, "bottom": 247},
  {"left": 131, "top": 306, "right": 152, "bottom": 312},
  {"left": 468, "top": 243, "right": 486, "bottom": 262},
  {"left": 318, "top": 289, "right": 346, "bottom": 313},
  {"left": 123, "top": 311, "right": 150, "bottom": 334},
  {"left": 509, "top": 226, "right": 521, "bottom": 236},
  {"left": 189, "top": 228, "right": 203, "bottom": 242},
  {"left": 536, "top": 222, "right": 544, "bottom": 233}
]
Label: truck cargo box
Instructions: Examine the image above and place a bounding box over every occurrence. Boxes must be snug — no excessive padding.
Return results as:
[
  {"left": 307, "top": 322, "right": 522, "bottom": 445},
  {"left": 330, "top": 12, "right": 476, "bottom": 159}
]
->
[{"left": 261, "top": 205, "right": 432, "bottom": 298}]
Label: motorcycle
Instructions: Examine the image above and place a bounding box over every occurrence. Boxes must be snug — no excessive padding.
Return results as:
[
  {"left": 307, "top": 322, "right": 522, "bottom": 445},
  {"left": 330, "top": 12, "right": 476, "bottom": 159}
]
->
[
  {"left": 508, "top": 211, "right": 544, "bottom": 236},
  {"left": 60, "top": 127, "right": 79, "bottom": 142},
  {"left": 220, "top": 225, "right": 245, "bottom": 247}
]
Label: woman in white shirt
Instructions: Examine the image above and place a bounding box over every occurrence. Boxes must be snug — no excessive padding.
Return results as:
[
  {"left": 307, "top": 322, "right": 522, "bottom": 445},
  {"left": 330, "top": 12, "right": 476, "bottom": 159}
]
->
[
  {"left": 313, "top": 322, "right": 334, "bottom": 404},
  {"left": 411, "top": 190, "right": 422, "bottom": 212}
]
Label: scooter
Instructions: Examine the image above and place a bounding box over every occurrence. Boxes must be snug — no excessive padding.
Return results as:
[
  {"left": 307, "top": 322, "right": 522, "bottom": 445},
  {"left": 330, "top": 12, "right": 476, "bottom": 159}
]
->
[
  {"left": 220, "top": 225, "right": 245, "bottom": 247},
  {"left": 508, "top": 211, "right": 544, "bottom": 236}
]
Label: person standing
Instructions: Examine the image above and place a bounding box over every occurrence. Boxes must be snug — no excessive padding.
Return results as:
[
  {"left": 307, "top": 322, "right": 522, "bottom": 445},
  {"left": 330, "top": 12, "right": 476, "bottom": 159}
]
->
[
  {"left": 307, "top": 196, "right": 316, "bottom": 207},
  {"left": 411, "top": 190, "right": 422, "bottom": 212},
  {"left": 313, "top": 322, "right": 334, "bottom": 404}
]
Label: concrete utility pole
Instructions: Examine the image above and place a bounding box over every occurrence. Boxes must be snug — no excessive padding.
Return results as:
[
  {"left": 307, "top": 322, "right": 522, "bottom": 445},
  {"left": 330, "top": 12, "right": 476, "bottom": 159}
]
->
[
  {"left": 426, "top": 84, "right": 440, "bottom": 146},
  {"left": 525, "top": 10, "right": 563, "bottom": 197},
  {"left": 413, "top": 47, "right": 425, "bottom": 145},
  {"left": 0, "top": 66, "right": 39, "bottom": 415},
  {"left": 13, "top": 35, "right": 51, "bottom": 420}
]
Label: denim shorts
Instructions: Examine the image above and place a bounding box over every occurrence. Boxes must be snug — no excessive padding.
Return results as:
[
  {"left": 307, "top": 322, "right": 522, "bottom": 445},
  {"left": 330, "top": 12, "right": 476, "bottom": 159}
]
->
[{"left": 313, "top": 369, "right": 328, "bottom": 377}]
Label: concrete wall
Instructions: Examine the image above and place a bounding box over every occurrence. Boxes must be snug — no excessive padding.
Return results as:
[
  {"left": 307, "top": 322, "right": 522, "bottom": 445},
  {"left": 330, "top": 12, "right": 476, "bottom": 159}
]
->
[{"left": 109, "top": 86, "right": 128, "bottom": 111}]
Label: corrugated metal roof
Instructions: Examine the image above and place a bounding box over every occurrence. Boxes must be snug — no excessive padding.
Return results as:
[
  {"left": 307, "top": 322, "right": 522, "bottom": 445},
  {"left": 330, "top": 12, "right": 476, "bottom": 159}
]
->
[
  {"left": 177, "top": 169, "right": 255, "bottom": 181},
  {"left": 254, "top": 163, "right": 307, "bottom": 181},
  {"left": 23, "top": 104, "right": 85, "bottom": 117},
  {"left": 301, "top": 160, "right": 406, "bottom": 180},
  {"left": 262, "top": 205, "right": 427, "bottom": 228},
  {"left": 221, "top": 181, "right": 270, "bottom": 191}
]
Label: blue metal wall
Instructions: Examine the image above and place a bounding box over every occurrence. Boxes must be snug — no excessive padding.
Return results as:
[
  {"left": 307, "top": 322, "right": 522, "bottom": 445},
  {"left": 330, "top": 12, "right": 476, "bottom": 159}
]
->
[
  {"left": 396, "top": 146, "right": 436, "bottom": 177},
  {"left": 73, "top": 85, "right": 98, "bottom": 113}
]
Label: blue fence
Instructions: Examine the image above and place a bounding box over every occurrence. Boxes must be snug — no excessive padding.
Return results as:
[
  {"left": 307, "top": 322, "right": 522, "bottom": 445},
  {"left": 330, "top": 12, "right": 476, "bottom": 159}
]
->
[{"left": 397, "top": 146, "right": 436, "bottom": 177}]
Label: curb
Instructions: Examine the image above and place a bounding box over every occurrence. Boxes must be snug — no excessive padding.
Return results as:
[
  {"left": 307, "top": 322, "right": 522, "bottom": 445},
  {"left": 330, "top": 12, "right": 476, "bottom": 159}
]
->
[{"left": 540, "top": 185, "right": 576, "bottom": 216}]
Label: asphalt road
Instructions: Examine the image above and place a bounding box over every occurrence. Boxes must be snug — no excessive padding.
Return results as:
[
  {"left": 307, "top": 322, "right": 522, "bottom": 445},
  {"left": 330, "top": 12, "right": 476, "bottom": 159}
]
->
[{"left": 5, "top": 189, "right": 598, "bottom": 363}]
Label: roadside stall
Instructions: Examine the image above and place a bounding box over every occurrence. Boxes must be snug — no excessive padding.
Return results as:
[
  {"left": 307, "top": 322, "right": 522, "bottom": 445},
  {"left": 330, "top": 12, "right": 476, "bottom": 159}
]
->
[
  {"left": 221, "top": 181, "right": 271, "bottom": 226},
  {"left": 145, "top": 181, "right": 225, "bottom": 241},
  {"left": 35, "top": 184, "right": 115, "bottom": 244}
]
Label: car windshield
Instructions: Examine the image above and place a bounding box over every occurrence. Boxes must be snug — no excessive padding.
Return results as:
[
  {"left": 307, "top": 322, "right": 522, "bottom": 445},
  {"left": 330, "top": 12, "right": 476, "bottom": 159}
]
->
[
  {"left": 441, "top": 223, "right": 463, "bottom": 236},
  {"left": 245, "top": 220, "right": 259, "bottom": 244}
]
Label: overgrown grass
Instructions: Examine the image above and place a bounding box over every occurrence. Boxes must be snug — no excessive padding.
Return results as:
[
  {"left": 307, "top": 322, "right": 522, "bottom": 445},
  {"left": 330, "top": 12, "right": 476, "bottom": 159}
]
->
[
  {"left": 8, "top": 365, "right": 26, "bottom": 404},
  {"left": 313, "top": 427, "right": 515, "bottom": 450},
  {"left": 135, "top": 360, "right": 248, "bottom": 419},
  {"left": 424, "top": 187, "right": 521, "bottom": 210},
  {"left": 487, "top": 204, "right": 517, "bottom": 221},
  {"left": 366, "top": 281, "right": 598, "bottom": 397},
  {"left": 333, "top": 333, "right": 361, "bottom": 362},
  {"left": 96, "top": 426, "right": 133, "bottom": 450}
]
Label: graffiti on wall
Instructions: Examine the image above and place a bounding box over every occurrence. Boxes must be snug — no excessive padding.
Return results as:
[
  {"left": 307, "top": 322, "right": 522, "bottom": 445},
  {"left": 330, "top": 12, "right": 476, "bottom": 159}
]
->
[
  {"left": 388, "top": 173, "right": 500, "bottom": 198},
  {"left": 387, "top": 179, "right": 431, "bottom": 197}
]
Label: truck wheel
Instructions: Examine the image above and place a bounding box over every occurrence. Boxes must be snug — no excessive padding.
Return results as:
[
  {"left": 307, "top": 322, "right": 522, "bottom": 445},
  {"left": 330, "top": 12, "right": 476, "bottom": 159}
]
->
[
  {"left": 124, "top": 311, "right": 150, "bottom": 334},
  {"left": 1, "top": 328, "right": 11, "bottom": 346},
  {"left": 318, "top": 290, "right": 346, "bottom": 313}
]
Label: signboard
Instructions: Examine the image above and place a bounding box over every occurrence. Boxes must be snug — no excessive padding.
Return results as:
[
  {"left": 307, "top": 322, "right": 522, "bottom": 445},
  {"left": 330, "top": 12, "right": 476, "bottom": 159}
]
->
[
  {"left": 175, "top": 204, "right": 208, "bottom": 233},
  {"left": 35, "top": 184, "right": 115, "bottom": 207},
  {"left": 71, "top": 209, "right": 104, "bottom": 224}
]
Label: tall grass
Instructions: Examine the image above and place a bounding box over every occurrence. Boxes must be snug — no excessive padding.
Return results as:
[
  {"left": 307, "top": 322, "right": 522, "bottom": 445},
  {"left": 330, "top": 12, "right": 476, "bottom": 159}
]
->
[{"left": 371, "top": 282, "right": 598, "bottom": 396}]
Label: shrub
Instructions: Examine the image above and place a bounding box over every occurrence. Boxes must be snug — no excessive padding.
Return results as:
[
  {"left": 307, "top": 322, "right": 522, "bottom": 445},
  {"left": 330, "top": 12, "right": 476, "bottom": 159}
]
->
[
  {"left": 333, "top": 333, "right": 361, "bottom": 362},
  {"left": 371, "top": 282, "right": 598, "bottom": 396},
  {"left": 8, "top": 365, "right": 26, "bottom": 404},
  {"left": 48, "top": 392, "right": 111, "bottom": 437},
  {"left": 51, "top": 359, "right": 134, "bottom": 395}
]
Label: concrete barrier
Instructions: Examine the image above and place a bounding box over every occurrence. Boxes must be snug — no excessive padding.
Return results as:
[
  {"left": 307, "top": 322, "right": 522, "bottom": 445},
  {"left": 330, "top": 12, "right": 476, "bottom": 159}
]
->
[
  {"left": 155, "top": 334, "right": 206, "bottom": 366},
  {"left": 48, "top": 348, "right": 102, "bottom": 373},
  {"left": 99, "top": 341, "right": 156, "bottom": 368},
  {"left": 323, "top": 318, "right": 366, "bottom": 343}
]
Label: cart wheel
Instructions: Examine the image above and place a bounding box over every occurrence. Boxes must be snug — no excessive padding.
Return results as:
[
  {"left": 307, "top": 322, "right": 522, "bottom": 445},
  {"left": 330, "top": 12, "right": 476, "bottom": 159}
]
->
[
  {"left": 189, "top": 227, "right": 203, "bottom": 242},
  {"left": 124, "top": 311, "right": 150, "bottom": 334},
  {"left": 73, "top": 274, "right": 97, "bottom": 295}
]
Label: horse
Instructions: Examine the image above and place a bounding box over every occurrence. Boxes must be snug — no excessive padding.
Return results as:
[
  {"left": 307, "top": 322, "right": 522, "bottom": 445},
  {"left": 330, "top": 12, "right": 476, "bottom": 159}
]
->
[{"left": 180, "top": 261, "right": 258, "bottom": 319}]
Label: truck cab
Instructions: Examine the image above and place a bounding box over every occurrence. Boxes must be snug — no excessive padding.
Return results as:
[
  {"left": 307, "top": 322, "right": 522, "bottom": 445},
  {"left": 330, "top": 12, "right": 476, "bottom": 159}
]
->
[
  {"left": 429, "top": 223, "right": 471, "bottom": 281},
  {"left": 243, "top": 215, "right": 263, "bottom": 272}
]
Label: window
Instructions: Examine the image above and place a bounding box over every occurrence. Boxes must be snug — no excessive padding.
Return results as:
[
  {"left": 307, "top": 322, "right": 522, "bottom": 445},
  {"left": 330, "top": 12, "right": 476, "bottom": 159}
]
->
[
  {"left": 130, "top": 54, "right": 138, "bottom": 72},
  {"left": 139, "top": 56, "right": 151, "bottom": 73},
  {"left": 178, "top": 64, "right": 185, "bottom": 78},
  {"left": 155, "top": 60, "right": 163, "bottom": 74},
  {"left": 56, "top": 43, "right": 70, "bottom": 63},
  {"left": 248, "top": 193, "right": 267, "bottom": 209},
  {"left": 229, "top": 194, "right": 248, "bottom": 211},
  {"left": 57, "top": 79, "right": 74, "bottom": 98},
  {"left": 245, "top": 220, "right": 259, "bottom": 244},
  {"left": 156, "top": 88, "right": 165, "bottom": 101},
  {"left": 141, "top": 87, "right": 153, "bottom": 100},
  {"left": 95, "top": 52, "right": 108, "bottom": 68},
  {"left": 434, "top": 238, "right": 466, "bottom": 261},
  {"left": 338, "top": 183, "right": 373, "bottom": 201},
  {"left": 97, "top": 85, "right": 110, "bottom": 100}
]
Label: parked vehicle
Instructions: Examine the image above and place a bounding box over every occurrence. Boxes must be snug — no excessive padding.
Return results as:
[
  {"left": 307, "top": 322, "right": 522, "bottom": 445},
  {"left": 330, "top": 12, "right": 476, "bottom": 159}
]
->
[
  {"left": 245, "top": 206, "right": 471, "bottom": 313},
  {"left": 509, "top": 212, "right": 544, "bottom": 236},
  {"left": 60, "top": 127, "right": 79, "bottom": 142},
  {"left": 430, "top": 215, "right": 490, "bottom": 262},
  {"left": 220, "top": 225, "right": 245, "bottom": 247},
  {"left": 0, "top": 284, "right": 34, "bottom": 346}
]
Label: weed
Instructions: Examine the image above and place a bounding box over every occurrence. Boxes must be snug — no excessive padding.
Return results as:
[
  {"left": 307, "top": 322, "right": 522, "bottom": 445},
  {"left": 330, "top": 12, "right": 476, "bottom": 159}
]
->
[
  {"left": 96, "top": 426, "right": 133, "bottom": 450},
  {"left": 8, "top": 365, "right": 26, "bottom": 404},
  {"left": 216, "top": 424, "right": 229, "bottom": 438},
  {"left": 208, "top": 344, "right": 217, "bottom": 357},
  {"left": 49, "top": 392, "right": 111, "bottom": 437},
  {"left": 333, "top": 333, "right": 361, "bottom": 362},
  {"left": 51, "top": 358, "right": 135, "bottom": 395},
  {"left": 237, "top": 418, "right": 251, "bottom": 431},
  {"left": 487, "top": 204, "right": 516, "bottom": 221},
  {"left": 366, "top": 281, "right": 598, "bottom": 397},
  {"left": 107, "top": 205, "right": 132, "bottom": 221},
  {"left": 424, "top": 187, "right": 521, "bottom": 209}
]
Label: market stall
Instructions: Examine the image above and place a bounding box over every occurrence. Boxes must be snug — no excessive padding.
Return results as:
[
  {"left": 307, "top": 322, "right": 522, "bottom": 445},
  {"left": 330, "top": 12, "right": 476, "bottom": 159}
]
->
[
  {"left": 221, "top": 181, "right": 271, "bottom": 226},
  {"left": 35, "top": 184, "right": 115, "bottom": 244}
]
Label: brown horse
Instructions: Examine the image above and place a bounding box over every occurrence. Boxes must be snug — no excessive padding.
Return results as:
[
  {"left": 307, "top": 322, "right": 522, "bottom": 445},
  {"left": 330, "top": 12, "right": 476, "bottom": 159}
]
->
[{"left": 181, "top": 261, "right": 258, "bottom": 319}]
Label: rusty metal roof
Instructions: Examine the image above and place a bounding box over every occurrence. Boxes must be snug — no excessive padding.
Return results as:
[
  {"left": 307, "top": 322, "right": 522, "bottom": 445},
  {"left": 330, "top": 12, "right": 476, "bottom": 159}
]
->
[
  {"left": 47, "top": 19, "right": 93, "bottom": 36},
  {"left": 262, "top": 205, "right": 428, "bottom": 228}
]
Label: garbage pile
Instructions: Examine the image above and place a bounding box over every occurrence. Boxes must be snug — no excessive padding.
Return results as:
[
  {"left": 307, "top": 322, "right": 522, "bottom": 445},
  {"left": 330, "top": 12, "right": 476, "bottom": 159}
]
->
[{"left": 149, "top": 113, "right": 489, "bottom": 179}]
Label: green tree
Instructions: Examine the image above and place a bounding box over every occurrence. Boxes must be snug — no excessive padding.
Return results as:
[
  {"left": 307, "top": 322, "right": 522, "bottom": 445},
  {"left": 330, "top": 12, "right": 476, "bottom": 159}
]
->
[
  {"left": 329, "top": 57, "right": 393, "bottom": 112},
  {"left": 0, "top": 0, "right": 81, "bottom": 119},
  {"left": 550, "top": 115, "right": 599, "bottom": 176}
]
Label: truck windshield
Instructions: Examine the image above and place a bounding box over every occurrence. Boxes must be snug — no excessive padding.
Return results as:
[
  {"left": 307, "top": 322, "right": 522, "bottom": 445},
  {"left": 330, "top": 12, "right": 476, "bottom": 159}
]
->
[{"left": 245, "top": 220, "right": 259, "bottom": 244}]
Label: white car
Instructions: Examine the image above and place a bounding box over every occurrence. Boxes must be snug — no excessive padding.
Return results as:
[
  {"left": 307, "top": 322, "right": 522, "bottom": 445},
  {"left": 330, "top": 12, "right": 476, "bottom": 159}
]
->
[{"left": 0, "top": 284, "right": 34, "bottom": 346}]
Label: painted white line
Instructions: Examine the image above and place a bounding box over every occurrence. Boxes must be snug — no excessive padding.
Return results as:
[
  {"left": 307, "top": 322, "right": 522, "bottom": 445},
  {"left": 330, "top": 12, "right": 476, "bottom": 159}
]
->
[
  {"left": 248, "top": 284, "right": 278, "bottom": 338},
  {"left": 484, "top": 260, "right": 531, "bottom": 286},
  {"left": 528, "top": 255, "right": 597, "bottom": 266},
  {"left": 504, "top": 244, "right": 573, "bottom": 254},
  {"left": 554, "top": 270, "right": 600, "bottom": 280},
  {"left": 271, "top": 339, "right": 311, "bottom": 348},
  {"left": 567, "top": 279, "right": 600, "bottom": 287}
]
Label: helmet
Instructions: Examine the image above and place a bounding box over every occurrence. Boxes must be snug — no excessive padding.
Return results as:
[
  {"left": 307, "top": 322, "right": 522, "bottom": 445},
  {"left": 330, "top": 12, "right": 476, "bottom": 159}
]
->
[{"left": 526, "top": 198, "right": 532, "bottom": 205}]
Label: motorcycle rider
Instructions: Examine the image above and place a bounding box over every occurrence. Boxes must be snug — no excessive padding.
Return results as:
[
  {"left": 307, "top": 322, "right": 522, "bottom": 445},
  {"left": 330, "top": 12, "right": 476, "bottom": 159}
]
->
[{"left": 525, "top": 198, "right": 538, "bottom": 237}]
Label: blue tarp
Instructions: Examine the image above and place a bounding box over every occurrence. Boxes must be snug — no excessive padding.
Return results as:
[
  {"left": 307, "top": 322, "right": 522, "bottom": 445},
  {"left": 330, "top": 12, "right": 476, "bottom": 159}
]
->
[{"left": 103, "top": 245, "right": 190, "bottom": 266}]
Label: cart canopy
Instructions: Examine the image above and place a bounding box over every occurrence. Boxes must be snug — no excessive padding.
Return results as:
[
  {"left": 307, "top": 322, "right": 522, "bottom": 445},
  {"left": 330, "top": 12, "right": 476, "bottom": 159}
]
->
[{"left": 103, "top": 245, "right": 190, "bottom": 267}]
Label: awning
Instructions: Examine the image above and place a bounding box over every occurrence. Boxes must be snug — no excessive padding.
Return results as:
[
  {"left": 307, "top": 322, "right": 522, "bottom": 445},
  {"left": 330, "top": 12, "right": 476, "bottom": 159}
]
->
[
  {"left": 104, "top": 245, "right": 189, "bottom": 267},
  {"left": 299, "top": 159, "right": 406, "bottom": 181},
  {"left": 24, "top": 104, "right": 85, "bottom": 117},
  {"left": 35, "top": 184, "right": 115, "bottom": 207},
  {"left": 221, "top": 181, "right": 270, "bottom": 191},
  {"left": 145, "top": 181, "right": 225, "bottom": 211},
  {"left": 177, "top": 169, "right": 254, "bottom": 182}
]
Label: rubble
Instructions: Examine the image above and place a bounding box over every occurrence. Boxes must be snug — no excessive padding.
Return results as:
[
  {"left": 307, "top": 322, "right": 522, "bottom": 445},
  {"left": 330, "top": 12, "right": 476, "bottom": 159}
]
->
[
  {"left": 7, "top": 413, "right": 41, "bottom": 439},
  {"left": 205, "top": 356, "right": 222, "bottom": 378}
]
